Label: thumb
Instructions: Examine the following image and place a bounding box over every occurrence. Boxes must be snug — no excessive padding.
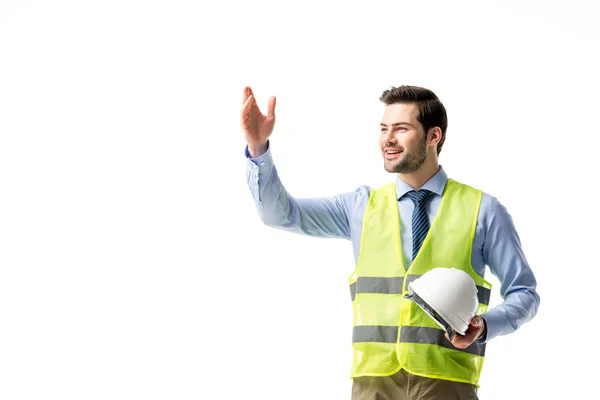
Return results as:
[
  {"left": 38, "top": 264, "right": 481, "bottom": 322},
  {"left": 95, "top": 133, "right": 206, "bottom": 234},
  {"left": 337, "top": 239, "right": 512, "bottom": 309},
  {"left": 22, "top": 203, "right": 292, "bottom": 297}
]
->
[{"left": 267, "top": 96, "right": 276, "bottom": 118}]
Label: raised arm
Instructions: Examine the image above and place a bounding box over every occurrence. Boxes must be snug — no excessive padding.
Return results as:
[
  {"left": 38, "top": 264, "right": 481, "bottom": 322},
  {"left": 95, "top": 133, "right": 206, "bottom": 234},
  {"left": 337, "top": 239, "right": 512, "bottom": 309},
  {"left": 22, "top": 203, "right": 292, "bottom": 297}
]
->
[{"left": 241, "top": 86, "right": 354, "bottom": 239}]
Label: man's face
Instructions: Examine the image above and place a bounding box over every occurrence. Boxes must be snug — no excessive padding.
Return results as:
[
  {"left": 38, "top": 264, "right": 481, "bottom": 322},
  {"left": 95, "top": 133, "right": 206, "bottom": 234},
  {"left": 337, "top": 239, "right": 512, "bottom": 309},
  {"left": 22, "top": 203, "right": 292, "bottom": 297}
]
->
[{"left": 379, "top": 103, "right": 429, "bottom": 174}]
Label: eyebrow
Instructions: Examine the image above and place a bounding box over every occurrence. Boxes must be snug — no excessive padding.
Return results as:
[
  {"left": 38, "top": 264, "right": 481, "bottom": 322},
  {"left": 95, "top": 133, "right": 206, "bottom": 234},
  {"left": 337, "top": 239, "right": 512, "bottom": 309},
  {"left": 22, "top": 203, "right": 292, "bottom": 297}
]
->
[{"left": 380, "top": 122, "right": 414, "bottom": 128}]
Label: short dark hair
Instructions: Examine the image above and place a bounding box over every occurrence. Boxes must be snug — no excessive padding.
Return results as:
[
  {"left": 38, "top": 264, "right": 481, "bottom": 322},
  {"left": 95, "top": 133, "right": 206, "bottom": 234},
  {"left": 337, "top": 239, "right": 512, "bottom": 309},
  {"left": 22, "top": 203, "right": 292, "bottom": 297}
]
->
[{"left": 379, "top": 85, "right": 448, "bottom": 155}]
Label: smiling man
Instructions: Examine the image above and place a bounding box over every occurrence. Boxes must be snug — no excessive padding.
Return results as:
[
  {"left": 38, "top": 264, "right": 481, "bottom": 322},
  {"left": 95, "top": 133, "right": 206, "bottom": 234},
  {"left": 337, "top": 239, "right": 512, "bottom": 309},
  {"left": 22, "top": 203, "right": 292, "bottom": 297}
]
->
[{"left": 241, "top": 85, "right": 540, "bottom": 400}]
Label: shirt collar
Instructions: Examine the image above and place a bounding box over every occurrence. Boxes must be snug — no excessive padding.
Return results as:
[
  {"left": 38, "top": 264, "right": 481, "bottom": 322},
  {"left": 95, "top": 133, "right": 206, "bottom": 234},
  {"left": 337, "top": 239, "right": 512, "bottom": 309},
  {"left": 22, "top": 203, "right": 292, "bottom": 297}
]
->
[{"left": 395, "top": 165, "right": 448, "bottom": 200}]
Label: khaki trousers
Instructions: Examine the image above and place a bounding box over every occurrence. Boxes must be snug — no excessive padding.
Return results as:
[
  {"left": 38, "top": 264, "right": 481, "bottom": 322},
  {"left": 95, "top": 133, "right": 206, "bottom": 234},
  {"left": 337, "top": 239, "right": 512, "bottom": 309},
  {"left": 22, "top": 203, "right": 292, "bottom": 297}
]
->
[{"left": 352, "top": 369, "right": 478, "bottom": 400}]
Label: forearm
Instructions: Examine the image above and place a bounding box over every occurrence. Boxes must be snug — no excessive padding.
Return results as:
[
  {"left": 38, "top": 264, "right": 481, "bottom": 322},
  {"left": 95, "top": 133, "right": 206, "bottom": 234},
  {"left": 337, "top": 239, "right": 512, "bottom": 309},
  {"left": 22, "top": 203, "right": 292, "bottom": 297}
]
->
[
  {"left": 245, "top": 142, "right": 351, "bottom": 238},
  {"left": 477, "top": 196, "right": 541, "bottom": 343},
  {"left": 479, "top": 288, "right": 539, "bottom": 342}
]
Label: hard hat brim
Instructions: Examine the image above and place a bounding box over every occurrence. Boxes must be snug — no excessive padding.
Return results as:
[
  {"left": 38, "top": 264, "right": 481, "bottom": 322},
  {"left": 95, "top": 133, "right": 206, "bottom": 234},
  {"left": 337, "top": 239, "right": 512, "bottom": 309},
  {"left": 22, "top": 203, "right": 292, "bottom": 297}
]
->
[
  {"left": 405, "top": 276, "right": 473, "bottom": 335},
  {"left": 403, "top": 289, "right": 462, "bottom": 341}
]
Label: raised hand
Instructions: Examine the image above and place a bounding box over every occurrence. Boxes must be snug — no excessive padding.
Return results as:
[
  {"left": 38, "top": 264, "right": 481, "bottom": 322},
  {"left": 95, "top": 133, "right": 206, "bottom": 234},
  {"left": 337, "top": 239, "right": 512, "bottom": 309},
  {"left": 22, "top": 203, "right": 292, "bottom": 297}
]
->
[{"left": 240, "top": 86, "right": 276, "bottom": 157}]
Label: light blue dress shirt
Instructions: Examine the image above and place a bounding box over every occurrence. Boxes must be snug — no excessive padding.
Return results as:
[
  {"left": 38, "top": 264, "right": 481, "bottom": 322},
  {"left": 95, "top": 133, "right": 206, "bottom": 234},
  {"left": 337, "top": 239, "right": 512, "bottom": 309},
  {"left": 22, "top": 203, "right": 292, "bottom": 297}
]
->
[{"left": 245, "top": 141, "right": 539, "bottom": 343}]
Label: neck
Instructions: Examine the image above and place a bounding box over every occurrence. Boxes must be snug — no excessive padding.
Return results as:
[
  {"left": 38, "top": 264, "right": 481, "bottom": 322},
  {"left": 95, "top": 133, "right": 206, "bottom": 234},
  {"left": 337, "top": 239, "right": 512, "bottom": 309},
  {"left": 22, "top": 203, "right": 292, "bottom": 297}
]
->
[{"left": 398, "top": 157, "right": 440, "bottom": 190}]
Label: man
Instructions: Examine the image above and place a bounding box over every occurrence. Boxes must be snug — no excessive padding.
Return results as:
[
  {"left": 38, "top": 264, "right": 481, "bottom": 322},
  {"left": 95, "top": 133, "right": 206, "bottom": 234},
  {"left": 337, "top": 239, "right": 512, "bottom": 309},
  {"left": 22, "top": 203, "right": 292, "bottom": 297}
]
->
[{"left": 241, "top": 85, "right": 539, "bottom": 399}]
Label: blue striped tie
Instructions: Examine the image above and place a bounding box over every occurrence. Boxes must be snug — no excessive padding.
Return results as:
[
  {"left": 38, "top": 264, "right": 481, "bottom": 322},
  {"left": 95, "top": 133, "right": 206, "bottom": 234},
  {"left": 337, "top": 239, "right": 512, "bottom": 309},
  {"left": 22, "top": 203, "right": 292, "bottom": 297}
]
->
[{"left": 404, "top": 190, "right": 433, "bottom": 260}]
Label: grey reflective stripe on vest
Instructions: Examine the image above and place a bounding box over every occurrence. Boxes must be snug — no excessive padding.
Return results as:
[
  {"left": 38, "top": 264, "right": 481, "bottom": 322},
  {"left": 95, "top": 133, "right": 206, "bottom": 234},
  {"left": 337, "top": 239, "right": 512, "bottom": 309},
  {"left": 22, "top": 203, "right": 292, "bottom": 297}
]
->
[
  {"left": 352, "top": 325, "right": 399, "bottom": 343},
  {"left": 405, "top": 274, "right": 491, "bottom": 306},
  {"left": 350, "top": 277, "right": 405, "bottom": 301},
  {"left": 399, "top": 326, "right": 486, "bottom": 357},
  {"left": 476, "top": 286, "right": 491, "bottom": 306},
  {"left": 352, "top": 325, "right": 485, "bottom": 357}
]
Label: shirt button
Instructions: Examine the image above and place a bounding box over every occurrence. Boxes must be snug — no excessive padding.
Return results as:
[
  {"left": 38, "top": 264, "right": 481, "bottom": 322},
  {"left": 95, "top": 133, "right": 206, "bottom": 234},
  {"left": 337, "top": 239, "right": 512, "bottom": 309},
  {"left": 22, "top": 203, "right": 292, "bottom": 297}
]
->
[{"left": 260, "top": 161, "right": 265, "bottom": 166}]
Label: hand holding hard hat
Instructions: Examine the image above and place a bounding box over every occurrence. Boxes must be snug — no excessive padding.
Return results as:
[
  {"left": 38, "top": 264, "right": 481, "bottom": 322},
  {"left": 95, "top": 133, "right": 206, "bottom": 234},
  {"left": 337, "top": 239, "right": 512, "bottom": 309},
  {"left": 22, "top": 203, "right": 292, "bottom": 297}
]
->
[
  {"left": 403, "top": 267, "right": 485, "bottom": 347},
  {"left": 446, "top": 315, "right": 486, "bottom": 349}
]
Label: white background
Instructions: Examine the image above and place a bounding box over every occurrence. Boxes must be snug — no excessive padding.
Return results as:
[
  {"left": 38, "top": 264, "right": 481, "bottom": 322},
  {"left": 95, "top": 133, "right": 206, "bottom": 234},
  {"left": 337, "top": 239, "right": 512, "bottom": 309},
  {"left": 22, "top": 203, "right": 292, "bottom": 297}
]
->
[{"left": 1, "top": 0, "right": 598, "bottom": 399}]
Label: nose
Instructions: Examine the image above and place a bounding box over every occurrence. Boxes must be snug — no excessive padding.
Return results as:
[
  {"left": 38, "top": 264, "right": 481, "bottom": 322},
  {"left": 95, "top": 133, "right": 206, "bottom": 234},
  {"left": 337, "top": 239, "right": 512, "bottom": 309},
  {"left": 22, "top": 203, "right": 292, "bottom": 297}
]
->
[{"left": 383, "top": 131, "right": 398, "bottom": 146}]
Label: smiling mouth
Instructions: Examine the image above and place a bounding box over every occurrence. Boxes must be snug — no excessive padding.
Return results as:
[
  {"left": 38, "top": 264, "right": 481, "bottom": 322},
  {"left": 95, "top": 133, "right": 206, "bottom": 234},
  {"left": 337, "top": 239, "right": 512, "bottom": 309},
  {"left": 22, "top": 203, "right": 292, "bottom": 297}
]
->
[{"left": 384, "top": 149, "right": 403, "bottom": 159}]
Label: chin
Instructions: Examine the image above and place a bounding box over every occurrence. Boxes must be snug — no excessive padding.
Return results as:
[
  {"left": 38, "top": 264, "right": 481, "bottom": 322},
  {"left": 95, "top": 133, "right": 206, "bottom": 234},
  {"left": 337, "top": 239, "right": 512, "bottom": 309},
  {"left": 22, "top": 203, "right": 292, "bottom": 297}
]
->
[{"left": 383, "top": 162, "right": 397, "bottom": 174}]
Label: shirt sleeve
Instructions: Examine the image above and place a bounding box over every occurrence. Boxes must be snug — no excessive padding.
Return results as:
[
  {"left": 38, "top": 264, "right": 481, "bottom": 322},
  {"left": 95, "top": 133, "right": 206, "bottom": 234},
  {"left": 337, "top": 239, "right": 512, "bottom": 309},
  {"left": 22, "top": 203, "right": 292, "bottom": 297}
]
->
[
  {"left": 245, "top": 141, "right": 354, "bottom": 239},
  {"left": 477, "top": 197, "right": 540, "bottom": 343}
]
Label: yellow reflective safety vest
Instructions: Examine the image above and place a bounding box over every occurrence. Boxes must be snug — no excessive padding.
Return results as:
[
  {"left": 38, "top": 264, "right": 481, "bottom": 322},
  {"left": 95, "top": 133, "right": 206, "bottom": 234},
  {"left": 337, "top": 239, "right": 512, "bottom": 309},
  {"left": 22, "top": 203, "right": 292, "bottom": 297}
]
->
[{"left": 348, "top": 178, "right": 493, "bottom": 386}]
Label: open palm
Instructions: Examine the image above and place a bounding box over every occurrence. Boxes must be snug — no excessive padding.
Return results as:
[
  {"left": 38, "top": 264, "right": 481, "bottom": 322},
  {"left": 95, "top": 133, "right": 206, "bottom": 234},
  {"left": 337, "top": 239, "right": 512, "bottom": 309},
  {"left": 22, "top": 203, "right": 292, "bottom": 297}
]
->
[{"left": 240, "top": 86, "right": 276, "bottom": 151}]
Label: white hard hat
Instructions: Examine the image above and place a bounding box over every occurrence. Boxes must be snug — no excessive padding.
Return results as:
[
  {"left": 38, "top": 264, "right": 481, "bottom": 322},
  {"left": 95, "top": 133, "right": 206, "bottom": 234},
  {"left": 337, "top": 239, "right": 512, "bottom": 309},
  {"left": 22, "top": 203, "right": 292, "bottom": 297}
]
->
[{"left": 404, "top": 267, "right": 479, "bottom": 340}]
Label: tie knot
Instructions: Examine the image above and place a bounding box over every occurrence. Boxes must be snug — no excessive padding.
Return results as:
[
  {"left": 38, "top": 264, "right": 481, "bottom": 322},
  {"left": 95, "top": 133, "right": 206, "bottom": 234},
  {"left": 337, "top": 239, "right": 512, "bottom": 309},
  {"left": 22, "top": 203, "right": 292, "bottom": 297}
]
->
[{"left": 404, "top": 189, "right": 432, "bottom": 204}]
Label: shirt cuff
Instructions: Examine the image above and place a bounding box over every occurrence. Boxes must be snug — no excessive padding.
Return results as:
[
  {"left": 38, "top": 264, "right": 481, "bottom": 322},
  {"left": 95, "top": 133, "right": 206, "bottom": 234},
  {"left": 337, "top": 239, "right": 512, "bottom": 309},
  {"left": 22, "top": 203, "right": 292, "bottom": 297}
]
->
[
  {"left": 477, "top": 308, "right": 508, "bottom": 343},
  {"left": 245, "top": 140, "right": 271, "bottom": 163}
]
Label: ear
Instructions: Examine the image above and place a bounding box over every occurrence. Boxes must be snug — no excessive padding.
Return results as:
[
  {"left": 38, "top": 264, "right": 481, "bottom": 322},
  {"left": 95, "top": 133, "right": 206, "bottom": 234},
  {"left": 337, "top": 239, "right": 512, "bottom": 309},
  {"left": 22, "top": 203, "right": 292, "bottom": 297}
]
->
[{"left": 428, "top": 127, "right": 442, "bottom": 149}]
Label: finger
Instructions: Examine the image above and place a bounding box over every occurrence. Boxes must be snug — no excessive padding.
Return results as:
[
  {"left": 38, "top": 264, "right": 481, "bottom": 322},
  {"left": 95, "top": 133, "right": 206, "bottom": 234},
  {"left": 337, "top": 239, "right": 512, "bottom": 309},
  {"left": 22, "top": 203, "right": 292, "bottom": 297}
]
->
[
  {"left": 241, "top": 94, "right": 253, "bottom": 114},
  {"left": 451, "top": 336, "right": 468, "bottom": 349},
  {"left": 242, "top": 86, "right": 254, "bottom": 105},
  {"left": 452, "top": 329, "right": 479, "bottom": 349},
  {"left": 452, "top": 335, "right": 468, "bottom": 348},
  {"left": 467, "top": 316, "right": 484, "bottom": 335},
  {"left": 241, "top": 95, "right": 254, "bottom": 125},
  {"left": 267, "top": 95, "right": 276, "bottom": 118},
  {"left": 470, "top": 316, "right": 483, "bottom": 329},
  {"left": 242, "top": 94, "right": 254, "bottom": 111},
  {"left": 446, "top": 332, "right": 464, "bottom": 348}
]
